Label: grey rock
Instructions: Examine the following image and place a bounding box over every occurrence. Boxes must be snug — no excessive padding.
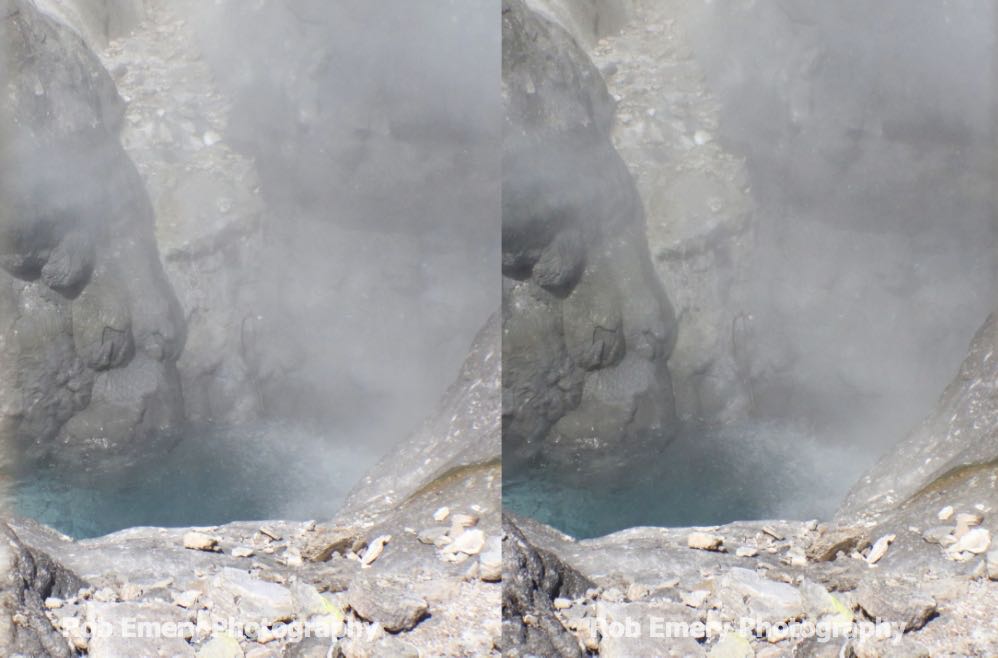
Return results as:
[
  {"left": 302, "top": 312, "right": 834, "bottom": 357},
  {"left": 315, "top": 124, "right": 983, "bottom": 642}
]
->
[
  {"left": 0, "top": 0, "right": 186, "bottom": 472},
  {"left": 346, "top": 573, "right": 428, "bottom": 633},
  {"left": 854, "top": 578, "right": 937, "bottom": 631},
  {"left": 211, "top": 568, "right": 294, "bottom": 625},
  {"left": 717, "top": 567, "right": 804, "bottom": 626},
  {"left": 502, "top": 0, "right": 678, "bottom": 470},
  {"left": 340, "top": 315, "right": 499, "bottom": 518},
  {"left": 85, "top": 601, "right": 195, "bottom": 657},
  {"left": 840, "top": 312, "right": 998, "bottom": 523}
]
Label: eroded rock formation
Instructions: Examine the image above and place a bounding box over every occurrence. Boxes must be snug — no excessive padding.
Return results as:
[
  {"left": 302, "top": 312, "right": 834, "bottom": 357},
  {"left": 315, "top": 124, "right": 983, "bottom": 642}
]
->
[
  {"left": 0, "top": 0, "right": 186, "bottom": 474},
  {"left": 502, "top": 0, "right": 679, "bottom": 469}
]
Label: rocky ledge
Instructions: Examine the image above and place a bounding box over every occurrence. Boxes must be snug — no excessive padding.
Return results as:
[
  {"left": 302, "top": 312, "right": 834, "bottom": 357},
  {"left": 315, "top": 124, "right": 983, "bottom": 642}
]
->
[
  {"left": 0, "top": 316, "right": 501, "bottom": 658},
  {"left": 503, "top": 311, "right": 998, "bottom": 657}
]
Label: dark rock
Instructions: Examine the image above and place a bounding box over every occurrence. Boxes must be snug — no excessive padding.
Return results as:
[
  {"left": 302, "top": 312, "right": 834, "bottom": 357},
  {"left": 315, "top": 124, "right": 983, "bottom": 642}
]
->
[
  {"left": 502, "top": 512, "right": 592, "bottom": 658},
  {"left": 0, "top": 522, "right": 84, "bottom": 658},
  {"left": 501, "top": 0, "right": 678, "bottom": 470}
]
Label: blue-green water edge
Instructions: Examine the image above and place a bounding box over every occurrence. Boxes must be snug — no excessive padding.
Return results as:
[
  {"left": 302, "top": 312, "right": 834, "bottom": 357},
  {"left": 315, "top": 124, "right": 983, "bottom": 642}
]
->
[
  {"left": 13, "top": 422, "right": 372, "bottom": 539},
  {"left": 503, "top": 421, "right": 864, "bottom": 539}
]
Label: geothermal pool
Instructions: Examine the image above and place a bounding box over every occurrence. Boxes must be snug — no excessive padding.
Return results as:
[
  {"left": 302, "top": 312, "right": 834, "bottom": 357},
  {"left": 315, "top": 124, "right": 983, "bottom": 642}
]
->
[
  {"left": 12, "top": 422, "right": 374, "bottom": 539},
  {"left": 503, "top": 421, "right": 866, "bottom": 539}
]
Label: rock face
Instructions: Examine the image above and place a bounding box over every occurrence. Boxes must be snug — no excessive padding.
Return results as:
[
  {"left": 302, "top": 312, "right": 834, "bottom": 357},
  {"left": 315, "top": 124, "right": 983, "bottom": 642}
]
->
[
  {"left": 839, "top": 311, "right": 998, "bottom": 524},
  {"left": 502, "top": 0, "right": 679, "bottom": 469},
  {"left": 0, "top": 0, "right": 186, "bottom": 473},
  {"left": 583, "top": 1, "right": 757, "bottom": 424},
  {"left": 94, "top": 0, "right": 266, "bottom": 426},
  {"left": 340, "top": 314, "right": 500, "bottom": 519}
]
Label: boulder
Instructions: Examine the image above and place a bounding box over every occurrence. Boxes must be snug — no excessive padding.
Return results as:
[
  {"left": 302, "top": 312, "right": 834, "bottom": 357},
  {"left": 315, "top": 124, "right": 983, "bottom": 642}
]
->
[
  {"left": 0, "top": 0, "right": 186, "bottom": 474},
  {"left": 502, "top": 0, "right": 679, "bottom": 470}
]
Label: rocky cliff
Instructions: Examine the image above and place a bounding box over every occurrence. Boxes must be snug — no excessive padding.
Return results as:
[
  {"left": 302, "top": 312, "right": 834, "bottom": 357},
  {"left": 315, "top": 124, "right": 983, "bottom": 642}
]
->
[
  {"left": 502, "top": 0, "right": 679, "bottom": 470},
  {"left": 0, "top": 0, "right": 186, "bottom": 475}
]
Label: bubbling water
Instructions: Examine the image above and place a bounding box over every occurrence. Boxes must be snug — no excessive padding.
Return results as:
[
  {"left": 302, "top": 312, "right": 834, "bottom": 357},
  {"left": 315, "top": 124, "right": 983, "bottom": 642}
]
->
[{"left": 11, "top": 421, "right": 375, "bottom": 539}]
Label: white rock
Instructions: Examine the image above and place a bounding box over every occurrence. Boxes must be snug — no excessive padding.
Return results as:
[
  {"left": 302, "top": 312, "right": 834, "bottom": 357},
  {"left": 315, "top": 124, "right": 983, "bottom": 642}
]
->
[
  {"left": 231, "top": 546, "right": 254, "bottom": 558},
  {"left": 553, "top": 597, "right": 572, "bottom": 610},
  {"left": 433, "top": 506, "right": 450, "bottom": 522},
  {"left": 445, "top": 529, "right": 486, "bottom": 556},
  {"left": 44, "top": 597, "right": 64, "bottom": 610},
  {"left": 282, "top": 547, "right": 304, "bottom": 567},
  {"left": 693, "top": 129, "right": 713, "bottom": 145},
  {"left": 173, "top": 590, "right": 201, "bottom": 609},
  {"left": 688, "top": 532, "right": 724, "bottom": 551},
  {"left": 950, "top": 527, "right": 991, "bottom": 556},
  {"left": 183, "top": 532, "right": 219, "bottom": 552},
  {"left": 93, "top": 587, "right": 117, "bottom": 603},
  {"left": 360, "top": 535, "right": 391, "bottom": 567},
  {"left": 626, "top": 583, "right": 649, "bottom": 601},
  {"left": 736, "top": 546, "right": 759, "bottom": 558},
  {"left": 681, "top": 590, "right": 710, "bottom": 608},
  {"left": 202, "top": 130, "right": 222, "bottom": 147},
  {"left": 479, "top": 541, "right": 502, "bottom": 582},
  {"left": 866, "top": 534, "right": 896, "bottom": 566},
  {"left": 938, "top": 505, "right": 955, "bottom": 521}
]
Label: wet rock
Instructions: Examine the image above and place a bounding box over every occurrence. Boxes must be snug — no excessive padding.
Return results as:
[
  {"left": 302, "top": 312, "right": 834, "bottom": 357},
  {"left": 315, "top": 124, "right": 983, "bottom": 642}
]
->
[
  {"left": 0, "top": 524, "right": 84, "bottom": 658},
  {"left": 0, "top": 0, "right": 185, "bottom": 472},
  {"left": 347, "top": 574, "right": 428, "bottom": 633},
  {"left": 502, "top": 0, "right": 679, "bottom": 468}
]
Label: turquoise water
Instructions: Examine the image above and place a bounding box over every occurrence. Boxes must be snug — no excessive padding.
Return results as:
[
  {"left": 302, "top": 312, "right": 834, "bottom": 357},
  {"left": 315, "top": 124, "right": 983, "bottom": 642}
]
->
[
  {"left": 503, "top": 421, "right": 860, "bottom": 539},
  {"left": 12, "top": 422, "right": 373, "bottom": 539}
]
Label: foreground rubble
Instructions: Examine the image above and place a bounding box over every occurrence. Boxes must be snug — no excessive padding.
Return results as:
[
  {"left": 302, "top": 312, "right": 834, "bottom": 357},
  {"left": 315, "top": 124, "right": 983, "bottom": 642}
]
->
[
  {"left": 503, "top": 313, "right": 998, "bottom": 657},
  {"left": 0, "top": 317, "right": 500, "bottom": 657}
]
